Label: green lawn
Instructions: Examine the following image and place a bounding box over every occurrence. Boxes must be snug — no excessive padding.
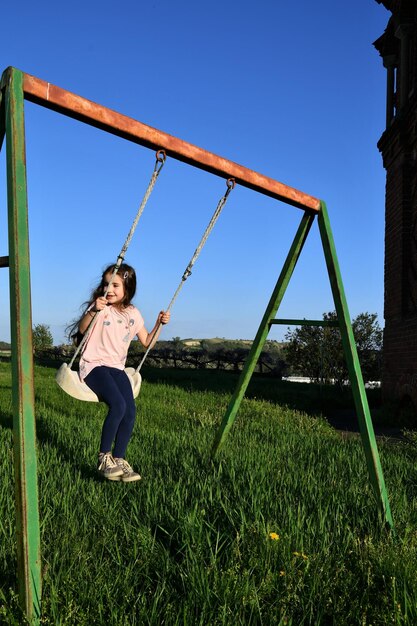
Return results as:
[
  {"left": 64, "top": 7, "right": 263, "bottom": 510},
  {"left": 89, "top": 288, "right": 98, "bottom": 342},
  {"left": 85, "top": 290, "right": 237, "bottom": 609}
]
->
[{"left": 0, "top": 363, "right": 416, "bottom": 625}]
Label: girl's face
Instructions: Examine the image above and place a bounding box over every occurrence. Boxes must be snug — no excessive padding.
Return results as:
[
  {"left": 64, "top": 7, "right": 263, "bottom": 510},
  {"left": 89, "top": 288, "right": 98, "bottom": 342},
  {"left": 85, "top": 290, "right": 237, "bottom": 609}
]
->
[{"left": 103, "top": 272, "right": 125, "bottom": 305}]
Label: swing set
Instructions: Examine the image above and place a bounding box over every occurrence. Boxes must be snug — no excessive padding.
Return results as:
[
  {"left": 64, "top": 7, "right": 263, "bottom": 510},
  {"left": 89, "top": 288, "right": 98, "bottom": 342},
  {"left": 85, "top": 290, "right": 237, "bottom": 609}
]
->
[{"left": 1, "top": 67, "right": 393, "bottom": 624}]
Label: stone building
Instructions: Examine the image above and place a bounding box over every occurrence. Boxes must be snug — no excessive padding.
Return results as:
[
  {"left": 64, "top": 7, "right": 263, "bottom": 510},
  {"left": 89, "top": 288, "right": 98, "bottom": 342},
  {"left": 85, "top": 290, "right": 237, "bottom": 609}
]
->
[{"left": 374, "top": 0, "right": 417, "bottom": 413}]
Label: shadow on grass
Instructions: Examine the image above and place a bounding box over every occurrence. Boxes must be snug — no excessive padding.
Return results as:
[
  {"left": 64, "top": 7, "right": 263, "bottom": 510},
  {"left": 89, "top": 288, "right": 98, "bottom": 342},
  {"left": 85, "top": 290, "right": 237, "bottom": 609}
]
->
[
  {"left": 139, "top": 367, "right": 415, "bottom": 438},
  {"left": 33, "top": 359, "right": 366, "bottom": 411},
  {"left": 31, "top": 360, "right": 387, "bottom": 411},
  {"left": 142, "top": 365, "right": 378, "bottom": 410}
]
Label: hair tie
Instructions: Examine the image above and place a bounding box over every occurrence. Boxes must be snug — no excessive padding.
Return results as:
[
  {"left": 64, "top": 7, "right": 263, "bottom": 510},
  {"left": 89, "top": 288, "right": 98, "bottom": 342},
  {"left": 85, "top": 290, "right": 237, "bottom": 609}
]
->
[{"left": 123, "top": 271, "right": 129, "bottom": 280}]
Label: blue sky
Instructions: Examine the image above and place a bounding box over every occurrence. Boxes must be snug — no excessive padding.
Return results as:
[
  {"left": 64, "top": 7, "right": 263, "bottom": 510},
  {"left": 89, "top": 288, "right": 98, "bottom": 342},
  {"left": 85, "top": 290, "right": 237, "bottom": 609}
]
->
[{"left": 0, "top": 1, "right": 390, "bottom": 345}]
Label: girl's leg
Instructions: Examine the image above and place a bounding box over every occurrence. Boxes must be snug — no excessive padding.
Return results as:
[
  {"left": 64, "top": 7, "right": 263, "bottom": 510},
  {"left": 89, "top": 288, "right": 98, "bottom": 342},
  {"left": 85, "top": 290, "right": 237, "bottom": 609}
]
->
[
  {"left": 84, "top": 366, "right": 128, "bottom": 453},
  {"left": 107, "top": 370, "right": 141, "bottom": 482},
  {"left": 85, "top": 367, "right": 140, "bottom": 482},
  {"left": 111, "top": 369, "right": 137, "bottom": 459}
]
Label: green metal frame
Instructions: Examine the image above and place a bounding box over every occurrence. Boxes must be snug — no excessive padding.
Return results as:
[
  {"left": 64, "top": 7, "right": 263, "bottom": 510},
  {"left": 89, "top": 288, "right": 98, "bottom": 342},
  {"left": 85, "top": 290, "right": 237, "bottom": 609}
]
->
[
  {"left": 1, "top": 69, "right": 42, "bottom": 620},
  {"left": 0, "top": 66, "right": 394, "bottom": 624},
  {"left": 211, "top": 202, "right": 394, "bottom": 531}
]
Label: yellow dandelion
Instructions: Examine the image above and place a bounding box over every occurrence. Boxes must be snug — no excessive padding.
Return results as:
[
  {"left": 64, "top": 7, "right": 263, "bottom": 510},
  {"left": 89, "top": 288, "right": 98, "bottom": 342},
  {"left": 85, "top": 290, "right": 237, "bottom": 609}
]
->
[
  {"left": 269, "top": 532, "right": 280, "bottom": 541},
  {"left": 279, "top": 570, "right": 285, "bottom": 576}
]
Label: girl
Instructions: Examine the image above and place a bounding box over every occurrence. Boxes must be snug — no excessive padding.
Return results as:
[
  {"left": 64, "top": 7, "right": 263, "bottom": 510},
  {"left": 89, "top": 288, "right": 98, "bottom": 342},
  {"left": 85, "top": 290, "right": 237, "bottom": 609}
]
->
[{"left": 69, "top": 263, "right": 170, "bottom": 482}]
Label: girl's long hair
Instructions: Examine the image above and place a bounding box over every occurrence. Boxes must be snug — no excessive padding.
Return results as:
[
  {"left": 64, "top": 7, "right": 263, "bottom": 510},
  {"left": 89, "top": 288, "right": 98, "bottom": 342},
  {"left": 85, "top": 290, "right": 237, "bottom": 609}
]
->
[{"left": 66, "top": 263, "right": 137, "bottom": 344}]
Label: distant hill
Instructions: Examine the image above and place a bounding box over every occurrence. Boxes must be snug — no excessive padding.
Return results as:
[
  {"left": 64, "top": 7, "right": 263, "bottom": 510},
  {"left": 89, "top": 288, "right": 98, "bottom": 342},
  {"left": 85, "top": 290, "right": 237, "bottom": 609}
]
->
[{"left": 180, "top": 338, "right": 286, "bottom": 348}]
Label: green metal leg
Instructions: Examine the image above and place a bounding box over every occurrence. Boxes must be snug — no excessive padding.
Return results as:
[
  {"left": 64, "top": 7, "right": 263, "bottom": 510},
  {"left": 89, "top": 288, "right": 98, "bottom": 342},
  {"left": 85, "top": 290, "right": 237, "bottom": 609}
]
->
[
  {"left": 211, "top": 211, "right": 316, "bottom": 455},
  {"left": 318, "top": 201, "right": 394, "bottom": 530},
  {"left": 5, "top": 67, "right": 42, "bottom": 622}
]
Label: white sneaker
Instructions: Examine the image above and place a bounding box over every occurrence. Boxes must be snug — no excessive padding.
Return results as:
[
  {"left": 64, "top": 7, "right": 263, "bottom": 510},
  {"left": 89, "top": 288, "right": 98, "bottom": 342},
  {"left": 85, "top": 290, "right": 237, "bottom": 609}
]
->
[
  {"left": 114, "top": 458, "right": 142, "bottom": 483},
  {"left": 97, "top": 452, "right": 124, "bottom": 481}
]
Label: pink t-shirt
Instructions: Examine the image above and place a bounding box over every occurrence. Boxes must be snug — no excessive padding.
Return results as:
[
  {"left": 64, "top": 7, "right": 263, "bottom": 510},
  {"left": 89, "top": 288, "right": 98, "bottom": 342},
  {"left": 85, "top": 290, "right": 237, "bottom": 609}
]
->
[{"left": 79, "top": 305, "right": 144, "bottom": 381}]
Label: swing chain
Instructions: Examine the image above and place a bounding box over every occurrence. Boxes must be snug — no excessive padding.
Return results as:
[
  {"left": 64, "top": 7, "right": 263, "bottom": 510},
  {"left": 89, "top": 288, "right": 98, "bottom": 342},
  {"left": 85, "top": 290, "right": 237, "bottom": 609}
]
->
[
  {"left": 135, "top": 177, "right": 236, "bottom": 373},
  {"left": 180, "top": 177, "right": 235, "bottom": 283},
  {"left": 67, "top": 149, "right": 167, "bottom": 369}
]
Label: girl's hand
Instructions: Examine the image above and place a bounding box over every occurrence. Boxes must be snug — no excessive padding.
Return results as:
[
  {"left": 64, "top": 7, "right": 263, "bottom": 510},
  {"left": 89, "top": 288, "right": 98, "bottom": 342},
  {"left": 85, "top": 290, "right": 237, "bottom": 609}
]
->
[
  {"left": 94, "top": 296, "right": 108, "bottom": 312},
  {"left": 158, "top": 310, "right": 170, "bottom": 325}
]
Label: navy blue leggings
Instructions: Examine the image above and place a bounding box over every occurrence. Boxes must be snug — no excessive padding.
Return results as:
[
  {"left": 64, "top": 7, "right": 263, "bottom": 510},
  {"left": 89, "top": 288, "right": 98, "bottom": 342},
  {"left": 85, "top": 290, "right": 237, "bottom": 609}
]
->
[{"left": 84, "top": 366, "right": 136, "bottom": 458}]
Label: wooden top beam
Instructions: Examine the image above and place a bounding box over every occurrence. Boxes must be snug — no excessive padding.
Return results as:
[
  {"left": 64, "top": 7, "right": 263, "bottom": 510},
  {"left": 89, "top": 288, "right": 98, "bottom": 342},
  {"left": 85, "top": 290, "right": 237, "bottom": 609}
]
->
[{"left": 6, "top": 68, "right": 320, "bottom": 211}]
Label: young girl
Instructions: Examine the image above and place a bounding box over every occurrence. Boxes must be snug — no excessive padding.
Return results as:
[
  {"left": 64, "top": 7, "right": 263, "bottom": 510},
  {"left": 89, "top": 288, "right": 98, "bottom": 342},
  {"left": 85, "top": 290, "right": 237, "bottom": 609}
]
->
[{"left": 70, "top": 263, "right": 170, "bottom": 482}]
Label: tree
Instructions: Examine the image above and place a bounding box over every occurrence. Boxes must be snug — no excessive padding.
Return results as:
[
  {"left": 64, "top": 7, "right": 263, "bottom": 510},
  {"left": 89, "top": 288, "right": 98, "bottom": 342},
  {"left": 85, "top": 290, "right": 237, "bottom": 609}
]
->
[
  {"left": 284, "top": 311, "right": 383, "bottom": 386},
  {"left": 285, "top": 323, "right": 325, "bottom": 383},
  {"left": 32, "top": 324, "right": 54, "bottom": 351},
  {"left": 352, "top": 312, "right": 383, "bottom": 382}
]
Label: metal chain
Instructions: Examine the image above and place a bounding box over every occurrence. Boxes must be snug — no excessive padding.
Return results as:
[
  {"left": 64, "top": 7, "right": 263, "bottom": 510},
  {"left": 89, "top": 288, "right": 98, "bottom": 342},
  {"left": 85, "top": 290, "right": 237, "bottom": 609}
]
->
[
  {"left": 135, "top": 177, "right": 235, "bottom": 373},
  {"left": 68, "top": 149, "right": 167, "bottom": 369}
]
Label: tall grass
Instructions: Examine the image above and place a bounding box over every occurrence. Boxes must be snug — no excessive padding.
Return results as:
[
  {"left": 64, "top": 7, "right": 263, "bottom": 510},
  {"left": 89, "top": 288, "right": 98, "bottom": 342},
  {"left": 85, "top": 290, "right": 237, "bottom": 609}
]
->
[{"left": 0, "top": 362, "right": 417, "bottom": 625}]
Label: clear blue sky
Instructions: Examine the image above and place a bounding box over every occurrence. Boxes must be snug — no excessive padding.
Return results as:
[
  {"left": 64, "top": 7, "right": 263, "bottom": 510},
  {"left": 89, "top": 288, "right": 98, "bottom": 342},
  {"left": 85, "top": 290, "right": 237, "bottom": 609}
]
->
[{"left": 0, "top": 1, "right": 390, "bottom": 345}]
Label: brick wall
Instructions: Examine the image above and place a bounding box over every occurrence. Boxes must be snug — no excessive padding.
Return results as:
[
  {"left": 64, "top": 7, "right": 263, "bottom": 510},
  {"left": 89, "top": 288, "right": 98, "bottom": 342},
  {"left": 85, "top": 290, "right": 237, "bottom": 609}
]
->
[
  {"left": 375, "top": 0, "right": 417, "bottom": 411},
  {"left": 379, "top": 107, "right": 417, "bottom": 409}
]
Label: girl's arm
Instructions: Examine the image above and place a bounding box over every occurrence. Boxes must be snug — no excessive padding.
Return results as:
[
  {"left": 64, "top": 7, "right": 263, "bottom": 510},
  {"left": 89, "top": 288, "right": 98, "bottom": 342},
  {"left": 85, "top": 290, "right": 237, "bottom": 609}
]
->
[
  {"left": 137, "top": 310, "right": 170, "bottom": 348},
  {"left": 78, "top": 296, "right": 108, "bottom": 334}
]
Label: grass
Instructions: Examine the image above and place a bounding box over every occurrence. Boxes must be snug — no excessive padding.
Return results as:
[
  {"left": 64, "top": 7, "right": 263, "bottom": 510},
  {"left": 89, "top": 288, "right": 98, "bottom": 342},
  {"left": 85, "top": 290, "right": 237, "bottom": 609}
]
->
[{"left": 0, "top": 362, "right": 417, "bottom": 624}]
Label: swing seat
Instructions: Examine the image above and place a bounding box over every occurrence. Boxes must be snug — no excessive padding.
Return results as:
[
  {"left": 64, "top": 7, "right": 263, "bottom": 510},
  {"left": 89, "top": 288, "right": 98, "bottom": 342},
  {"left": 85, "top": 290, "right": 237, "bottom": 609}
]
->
[{"left": 55, "top": 363, "right": 142, "bottom": 402}]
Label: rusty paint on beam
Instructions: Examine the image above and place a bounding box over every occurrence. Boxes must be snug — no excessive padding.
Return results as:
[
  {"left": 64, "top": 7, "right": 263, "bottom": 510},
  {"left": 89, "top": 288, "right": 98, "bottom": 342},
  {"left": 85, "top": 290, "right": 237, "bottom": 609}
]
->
[{"left": 14, "top": 69, "right": 320, "bottom": 212}]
